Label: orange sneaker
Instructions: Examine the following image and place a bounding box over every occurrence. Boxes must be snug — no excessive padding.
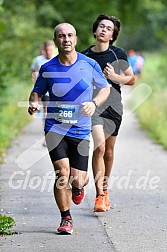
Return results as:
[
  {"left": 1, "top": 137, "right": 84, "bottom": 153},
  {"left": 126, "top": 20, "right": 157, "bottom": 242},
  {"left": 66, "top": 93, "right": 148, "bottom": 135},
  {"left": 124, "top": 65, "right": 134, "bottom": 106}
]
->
[
  {"left": 94, "top": 195, "right": 106, "bottom": 212},
  {"left": 104, "top": 190, "right": 110, "bottom": 211}
]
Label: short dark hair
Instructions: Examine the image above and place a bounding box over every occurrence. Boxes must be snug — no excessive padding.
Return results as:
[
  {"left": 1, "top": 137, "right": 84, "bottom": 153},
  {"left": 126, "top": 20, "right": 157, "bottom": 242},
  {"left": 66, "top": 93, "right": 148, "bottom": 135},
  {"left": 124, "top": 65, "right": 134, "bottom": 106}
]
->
[{"left": 92, "top": 14, "right": 121, "bottom": 44}]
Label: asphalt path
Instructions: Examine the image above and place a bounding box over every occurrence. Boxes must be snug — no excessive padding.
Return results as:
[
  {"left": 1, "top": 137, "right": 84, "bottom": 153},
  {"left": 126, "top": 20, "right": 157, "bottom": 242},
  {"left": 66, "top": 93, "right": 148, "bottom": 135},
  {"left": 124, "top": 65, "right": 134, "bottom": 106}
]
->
[{"left": 0, "top": 86, "right": 167, "bottom": 252}]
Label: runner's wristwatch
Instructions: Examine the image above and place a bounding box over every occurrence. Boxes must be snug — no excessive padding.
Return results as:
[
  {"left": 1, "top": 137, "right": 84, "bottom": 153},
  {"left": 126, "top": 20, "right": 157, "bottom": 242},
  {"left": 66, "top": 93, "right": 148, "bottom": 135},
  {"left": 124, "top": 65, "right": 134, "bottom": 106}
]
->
[{"left": 92, "top": 99, "right": 99, "bottom": 108}]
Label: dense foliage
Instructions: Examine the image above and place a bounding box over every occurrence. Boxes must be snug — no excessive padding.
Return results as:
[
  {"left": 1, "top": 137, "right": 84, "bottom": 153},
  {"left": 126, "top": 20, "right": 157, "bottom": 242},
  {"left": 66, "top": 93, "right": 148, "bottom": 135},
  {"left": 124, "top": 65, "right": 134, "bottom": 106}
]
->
[
  {"left": 0, "top": 0, "right": 167, "bottom": 156},
  {"left": 0, "top": 214, "right": 16, "bottom": 235},
  {"left": 129, "top": 52, "right": 167, "bottom": 149},
  {"left": 0, "top": 0, "right": 167, "bottom": 94}
]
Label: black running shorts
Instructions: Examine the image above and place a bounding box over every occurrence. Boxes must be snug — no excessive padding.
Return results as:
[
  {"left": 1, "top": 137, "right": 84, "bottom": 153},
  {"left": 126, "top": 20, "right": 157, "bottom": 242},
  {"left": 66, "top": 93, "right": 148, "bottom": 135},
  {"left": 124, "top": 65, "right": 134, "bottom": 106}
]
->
[
  {"left": 45, "top": 132, "right": 90, "bottom": 171},
  {"left": 92, "top": 106, "right": 122, "bottom": 136}
]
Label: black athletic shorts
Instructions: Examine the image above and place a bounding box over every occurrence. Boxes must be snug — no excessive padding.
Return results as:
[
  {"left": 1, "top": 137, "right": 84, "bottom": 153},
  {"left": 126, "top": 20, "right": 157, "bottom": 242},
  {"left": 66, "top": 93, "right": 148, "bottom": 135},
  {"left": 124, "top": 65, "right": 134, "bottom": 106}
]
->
[
  {"left": 45, "top": 131, "right": 90, "bottom": 171},
  {"left": 92, "top": 106, "right": 122, "bottom": 136}
]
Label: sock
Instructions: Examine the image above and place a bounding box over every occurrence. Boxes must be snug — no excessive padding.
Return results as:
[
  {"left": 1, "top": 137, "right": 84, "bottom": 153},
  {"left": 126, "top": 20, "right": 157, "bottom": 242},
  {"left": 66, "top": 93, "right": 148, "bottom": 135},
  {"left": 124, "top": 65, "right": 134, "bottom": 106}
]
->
[{"left": 60, "top": 209, "right": 71, "bottom": 219}]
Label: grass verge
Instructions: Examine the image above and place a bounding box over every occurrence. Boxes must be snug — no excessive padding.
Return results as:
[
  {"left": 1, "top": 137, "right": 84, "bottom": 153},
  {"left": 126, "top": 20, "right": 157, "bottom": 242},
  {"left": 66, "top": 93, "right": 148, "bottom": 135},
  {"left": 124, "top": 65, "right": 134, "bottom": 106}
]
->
[
  {"left": 0, "top": 79, "right": 32, "bottom": 162},
  {"left": 129, "top": 51, "right": 167, "bottom": 149}
]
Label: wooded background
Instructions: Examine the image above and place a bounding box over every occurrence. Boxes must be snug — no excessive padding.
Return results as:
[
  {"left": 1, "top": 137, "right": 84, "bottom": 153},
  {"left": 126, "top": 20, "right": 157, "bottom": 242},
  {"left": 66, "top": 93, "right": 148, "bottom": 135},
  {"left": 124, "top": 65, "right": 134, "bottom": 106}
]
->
[
  {"left": 0, "top": 0, "right": 167, "bottom": 158},
  {"left": 0, "top": 0, "right": 167, "bottom": 93}
]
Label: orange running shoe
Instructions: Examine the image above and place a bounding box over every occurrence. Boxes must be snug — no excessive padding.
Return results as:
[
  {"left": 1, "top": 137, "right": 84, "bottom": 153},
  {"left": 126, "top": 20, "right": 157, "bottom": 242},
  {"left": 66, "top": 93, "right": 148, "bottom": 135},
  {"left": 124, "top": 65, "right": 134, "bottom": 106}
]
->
[
  {"left": 104, "top": 190, "right": 110, "bottom": 211},
  {"left": 94, "top": 195, "right": 106, "bottom": 212}
]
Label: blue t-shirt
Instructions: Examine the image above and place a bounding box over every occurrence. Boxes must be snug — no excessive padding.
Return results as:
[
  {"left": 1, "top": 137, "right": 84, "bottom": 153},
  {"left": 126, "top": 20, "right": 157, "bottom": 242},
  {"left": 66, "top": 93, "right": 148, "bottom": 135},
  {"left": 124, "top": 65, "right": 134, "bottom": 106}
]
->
[
  {"left": 33, "top": 52, "right": 108, "bottom": 139},
  {"left": 128, "top": 55, "right": 138, "bottom": 75}
]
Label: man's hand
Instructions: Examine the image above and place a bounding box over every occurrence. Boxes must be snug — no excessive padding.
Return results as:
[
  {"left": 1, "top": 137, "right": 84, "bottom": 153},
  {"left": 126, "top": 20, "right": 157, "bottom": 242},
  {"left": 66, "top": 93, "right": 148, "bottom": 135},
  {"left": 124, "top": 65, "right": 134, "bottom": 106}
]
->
[
  {"left": 28, "top": 102, "right": 40, "bottom": 115},
  {"left": 81, "top": 101, "right": 96, "bottom": 117},
  {"left": 103, "top": 63, "right": 115, "bottom": 80}
]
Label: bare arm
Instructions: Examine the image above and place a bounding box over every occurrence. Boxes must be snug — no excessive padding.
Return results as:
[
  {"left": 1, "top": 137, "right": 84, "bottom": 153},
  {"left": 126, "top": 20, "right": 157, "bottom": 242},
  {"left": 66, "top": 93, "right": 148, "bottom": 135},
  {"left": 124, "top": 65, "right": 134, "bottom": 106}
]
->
[
  {"left": 81, "top": 84, "right": 110, "bottom": 116},
  {"left": 92, "top": 84, "right": 110, "bottom": 106},
  {"left": 31, "top": 70, "right": 39, "bottom": 83},
  {"left": 28, "top": 91, "right": 42, "bottom": 115},
  {"left": 103, "top": 63, "right": 136, "bottom": 86}
]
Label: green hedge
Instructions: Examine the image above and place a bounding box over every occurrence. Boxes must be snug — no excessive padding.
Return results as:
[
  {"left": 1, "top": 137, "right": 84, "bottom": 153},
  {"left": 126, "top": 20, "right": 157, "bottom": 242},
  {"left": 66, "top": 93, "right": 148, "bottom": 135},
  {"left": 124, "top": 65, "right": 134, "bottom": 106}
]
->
[
  {"left": 0, "top": 79, "right": 32, "bottom": 162},
  {"left": 129, "top": 51, "right": 167, "bottom": 149}
]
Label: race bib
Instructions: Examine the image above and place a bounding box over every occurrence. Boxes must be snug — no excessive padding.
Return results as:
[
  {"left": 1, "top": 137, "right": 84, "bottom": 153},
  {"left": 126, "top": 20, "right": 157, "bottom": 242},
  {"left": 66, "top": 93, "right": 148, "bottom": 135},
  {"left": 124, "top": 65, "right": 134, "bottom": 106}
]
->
[{"left": 55, "top": 103, "right": 80, "bottom": 124}]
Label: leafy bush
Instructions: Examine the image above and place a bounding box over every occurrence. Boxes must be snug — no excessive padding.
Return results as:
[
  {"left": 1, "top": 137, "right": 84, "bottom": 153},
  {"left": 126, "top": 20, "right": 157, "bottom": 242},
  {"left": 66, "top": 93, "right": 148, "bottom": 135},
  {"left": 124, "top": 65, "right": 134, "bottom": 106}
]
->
[
  {"left": 0, "top": 79, "right": 32, "bottom": 161},
  {"left": 0, "top": 214, "right": 16, "bottom": 235},
  {"left": 129, "top": 52, "right": 167, "bottom": 150}
]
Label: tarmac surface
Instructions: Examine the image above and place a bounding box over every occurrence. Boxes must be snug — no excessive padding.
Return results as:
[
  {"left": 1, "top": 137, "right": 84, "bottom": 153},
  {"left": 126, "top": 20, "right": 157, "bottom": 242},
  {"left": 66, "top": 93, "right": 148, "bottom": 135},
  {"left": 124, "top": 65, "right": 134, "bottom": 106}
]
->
[{"left": 0, "top": 86, "right": 167, "bottom": 252}]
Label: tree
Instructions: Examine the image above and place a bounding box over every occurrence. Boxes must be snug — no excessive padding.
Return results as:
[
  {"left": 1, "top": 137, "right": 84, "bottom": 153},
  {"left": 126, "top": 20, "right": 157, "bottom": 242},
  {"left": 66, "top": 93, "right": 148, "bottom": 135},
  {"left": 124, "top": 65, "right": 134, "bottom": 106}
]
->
[{"left": 0, "top": 0, "right": 167, "bottom": 95}]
